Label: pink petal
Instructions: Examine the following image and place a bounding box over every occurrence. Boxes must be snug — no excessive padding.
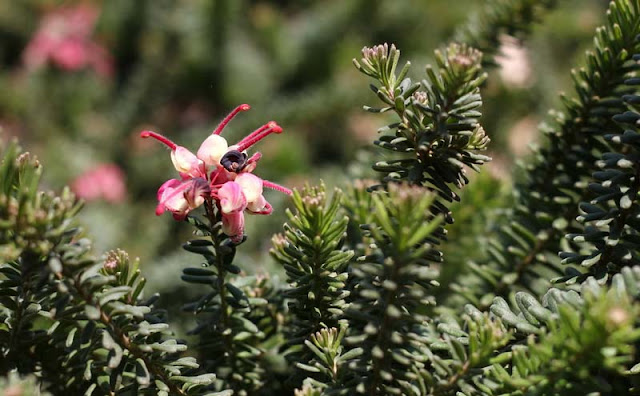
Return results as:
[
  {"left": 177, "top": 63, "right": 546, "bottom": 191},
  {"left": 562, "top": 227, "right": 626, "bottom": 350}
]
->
[
  {"left": 246, "top": 194, "right": 268, "bottom": 213},
  {"left": 218, "top": 181, "right": 247, "bottom": 214},
  {"left": 171, "top": 146, "right": 203, "bottom": 177},
  {"left": 156, "top": 179, "right": 189, "bottom": 216},
  {"left": 184, "top": 178, "right": 211, "bottom": 209},
  {"left": 235, "top": 173, "right": 263, "bottom": 204},
  {"left": 157, "top": 179, "right": 182, "bottom": 201},
  {"left": 161, "top": 189, "right": 189, "bottom": 213},
  {"left": 222, "top": 211, "right": 245, "bottom": 242},
  {"left": 52, "top": 39, "right": 88, "bottom": 70},
  {"left": 210, "top": 167, "right": 234, "bottom": 187},
  {"left": 70, "top": 163, "right": 127, "bottom": 203}
]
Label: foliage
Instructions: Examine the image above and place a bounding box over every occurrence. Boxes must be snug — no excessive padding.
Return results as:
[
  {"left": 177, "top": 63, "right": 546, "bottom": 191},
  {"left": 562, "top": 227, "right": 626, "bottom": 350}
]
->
[
  {"left": 3, "top": 1, "right": 640, "bottom": 395},
  {"left": 445, "top": 0, "right": 640, "bottom": 310},
  {"left": 339, "top": 184, "right": 444, "bottom": 395},
  {"left": 179, "top": 213, "right": 276, "bottom": 394},
  {"left": 271, "top": 183, "right": 352, "bottom": 377},
  {"left": 455, "top": 0, "right": 558, "bottom": 65},
  {"left": 560, "top": 59, "right": 640, "bottom": 283},
  {"left": 0, "top": 141, "right": 219, "bottom": 395}
]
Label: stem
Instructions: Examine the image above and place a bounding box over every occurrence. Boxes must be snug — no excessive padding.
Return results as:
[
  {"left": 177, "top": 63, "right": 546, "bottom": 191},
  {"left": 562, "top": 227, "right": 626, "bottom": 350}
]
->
[
  {"left": 139, "top": 130, "right": 177, "bottom": 150},
  {"left": 263, "top": 180, "right": 293, "bottom": 195},
  {"left": 235, "top": 122, "right": 282, "bottom": 152},
  {"left": 203, "top": 198, "right": 238, "bottom": 385},
  {"left": 204, "top": 198, "right": 229, "bottom": 332}
]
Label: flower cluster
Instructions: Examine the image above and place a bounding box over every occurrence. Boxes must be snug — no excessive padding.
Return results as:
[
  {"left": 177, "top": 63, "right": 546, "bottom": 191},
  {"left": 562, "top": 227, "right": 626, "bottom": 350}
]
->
[
  {"left": 22, "top": 4, "right": 113, "bottom": 77},
  {"left": 71, "top": 163, "right": 127, "bottom": 203},
  {"left": 141, "top": 104, "right": 292, "bottom": 242}
]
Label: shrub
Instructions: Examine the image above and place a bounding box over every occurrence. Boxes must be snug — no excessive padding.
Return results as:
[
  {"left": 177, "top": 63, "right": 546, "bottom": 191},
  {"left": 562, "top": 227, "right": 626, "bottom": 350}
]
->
[{"left": 2, "top": 1, "right": 640, "bottom": 395}]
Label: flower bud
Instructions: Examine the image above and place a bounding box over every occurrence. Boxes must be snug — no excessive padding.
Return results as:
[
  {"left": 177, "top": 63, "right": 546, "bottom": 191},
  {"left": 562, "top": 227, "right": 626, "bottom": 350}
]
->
[
  {"left": 197, "top": 134, "right": 229, "bottom": 166},
  {"left": 235, "top": 173, "right": 263, "bottom": 204},
  {"left": 170, "top": 146, "right": 203, "bottom": 176}
]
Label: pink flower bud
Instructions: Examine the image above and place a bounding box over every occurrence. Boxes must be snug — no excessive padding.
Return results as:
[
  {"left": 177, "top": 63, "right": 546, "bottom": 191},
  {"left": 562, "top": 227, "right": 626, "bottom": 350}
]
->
[
  {"left": 104, "top": 259, "right": 118, "bottom": 271},
  {"left": 170, "top": 146, "right": 203, "bottom": 177},
  {"left": 235, "top": 173, "right": 263, "bottom": 204},
  {"left": 156, "top": 179, "right": 189, "bottom": 216},
  {"left": 222, "top": 211, "right": 245, "bottom": 243},
  {"left": 197, "top": 134, "right": 228, "bottom": 167}
]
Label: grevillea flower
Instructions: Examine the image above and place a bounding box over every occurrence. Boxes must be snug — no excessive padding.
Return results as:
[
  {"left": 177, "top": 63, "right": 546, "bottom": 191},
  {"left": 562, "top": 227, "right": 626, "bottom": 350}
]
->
[
  {"left": 155, "top": 177, "right": 210, "bottom": 220},
  {"left": 141, "top": 104, "right": 292, "bottom": 242},
  {"left": 22, "top": 4, "right": 113, "bottom": 77}
]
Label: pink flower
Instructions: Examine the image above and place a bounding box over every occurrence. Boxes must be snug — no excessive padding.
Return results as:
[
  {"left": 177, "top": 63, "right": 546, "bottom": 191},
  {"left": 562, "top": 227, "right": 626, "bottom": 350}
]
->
[
  {"left": 142, "top": 104, "right": 292, "bottom": 242},
  {"left": 22, "top": 4, "right": 113, "bottom": 77},
  {"left": 235, "top": 173, "right": 271, "bottom": 214},
  {"left": 155, "top": 178, "right": 210, "bottom": 220},
  {"left": 216, "top": 175, "right": 274, "bottom": 243},
  {"left": 218, "top": 182, "right": 247, "bottom": 214},
  {"left": 71, "top": 163, "right": 127, "bottom": 203}
]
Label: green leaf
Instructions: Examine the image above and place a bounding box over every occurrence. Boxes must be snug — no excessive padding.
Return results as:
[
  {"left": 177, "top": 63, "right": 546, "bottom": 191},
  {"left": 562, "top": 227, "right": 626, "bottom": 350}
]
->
[
  {"left": 135, "top": 358, "right": 151, "bottom": 385},
  {"left": 85, "top": 305, "right": 101, "bottom": 320}
]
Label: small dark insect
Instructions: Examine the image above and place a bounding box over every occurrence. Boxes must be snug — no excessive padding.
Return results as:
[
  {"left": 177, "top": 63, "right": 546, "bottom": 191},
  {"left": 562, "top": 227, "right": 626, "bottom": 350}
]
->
[{"left": 220, "top": 150, "right": 248, "bottom": 172}]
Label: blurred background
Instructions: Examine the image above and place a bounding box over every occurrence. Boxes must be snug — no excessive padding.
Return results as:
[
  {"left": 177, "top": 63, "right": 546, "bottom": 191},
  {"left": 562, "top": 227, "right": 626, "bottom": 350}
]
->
[{"left": 0, "top": 0, "right": 609, "bottom": 305}]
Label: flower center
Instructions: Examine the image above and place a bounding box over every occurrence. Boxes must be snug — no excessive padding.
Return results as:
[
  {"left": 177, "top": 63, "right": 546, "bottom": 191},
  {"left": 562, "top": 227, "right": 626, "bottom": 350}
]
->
[{"left": 220, "top": 150, "right": 248, "bottom": 172}]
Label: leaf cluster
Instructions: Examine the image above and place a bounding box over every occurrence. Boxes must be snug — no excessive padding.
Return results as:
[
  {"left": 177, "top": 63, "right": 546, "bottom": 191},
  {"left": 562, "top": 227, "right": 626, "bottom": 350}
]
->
[
  {"left": 4, "top": 1, "right": 640, "bottom": 395},
  {"left": 0, "top": 141, "right": 220, "bottom": 395},
  {"left": 271, "top": 184, "right": 352, "bottom": 373},
  {"left": 446, "top": 0, "right": 640, "bottom": 310},
  {"left": 180, "top": 218, "right": 280, "bottom": 394}
]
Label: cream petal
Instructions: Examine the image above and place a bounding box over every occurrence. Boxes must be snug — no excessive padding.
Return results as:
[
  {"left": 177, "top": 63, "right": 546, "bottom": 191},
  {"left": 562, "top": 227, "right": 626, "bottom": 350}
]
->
[
  {"left": 197, "top": 135, "right": 228, "bottom": 166},
  {"left": 247, "top": 194, "right": 267, "bottom": 213},
  {"left": 171, "top": 146, "right": 201, "bottom": 175},
  {"left": 235, "top": 173, "right": 263, "bottom": 204}
]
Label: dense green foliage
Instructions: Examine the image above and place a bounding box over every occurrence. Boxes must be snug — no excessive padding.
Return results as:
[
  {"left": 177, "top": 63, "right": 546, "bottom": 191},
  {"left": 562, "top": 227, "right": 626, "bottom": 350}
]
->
[
  {"left": 2, "top": 0, "right": 640, "bottom": 395},
  {"left": 445, "top": 0, "right": 640, "bottom": 310},
  {"left": 0, "top": 141, "right": 217, "bottom": 394}
]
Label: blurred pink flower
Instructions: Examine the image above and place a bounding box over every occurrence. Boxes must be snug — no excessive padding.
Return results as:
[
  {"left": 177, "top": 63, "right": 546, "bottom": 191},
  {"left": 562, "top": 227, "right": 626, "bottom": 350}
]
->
[
  {"left": 142, "top": 104, "right": 292, "bottom": 242},
  {"left": 496, "top": 36, "right": 533, "bottom": 88},
  {"left": 22, "top": 4, "right": 113, "bottom": 77},
  {"left": 71, "top": 164, "right": 127, "bottom": 203}
]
